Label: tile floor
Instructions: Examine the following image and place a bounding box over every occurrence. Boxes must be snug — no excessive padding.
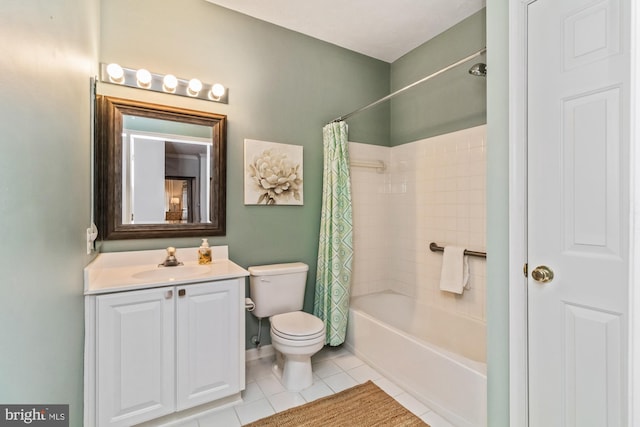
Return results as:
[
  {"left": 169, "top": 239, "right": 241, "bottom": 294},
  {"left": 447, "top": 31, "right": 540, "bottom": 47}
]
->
[{"left": 185, "top": 346, "right": 456, "bottom": 427}]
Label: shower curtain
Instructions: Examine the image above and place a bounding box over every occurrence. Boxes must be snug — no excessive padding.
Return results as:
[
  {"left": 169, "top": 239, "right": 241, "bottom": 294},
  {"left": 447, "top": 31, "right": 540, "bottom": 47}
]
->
[{"left": 314, "top": 121, "right": 353, "bottom": 346}]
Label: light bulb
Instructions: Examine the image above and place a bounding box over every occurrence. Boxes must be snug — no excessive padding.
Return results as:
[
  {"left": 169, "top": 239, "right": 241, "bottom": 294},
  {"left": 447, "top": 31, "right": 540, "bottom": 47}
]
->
[
  {"left": 106, "top": 63, "right": 124, "bottom": 83},
  {"left": 136, "top": 69, "right": 152, "bottom": 87},
  {"left": 210, "top": 83, "right": 225, "bottom": 99},
  {"left": 187, "top": 78, "right": 202, "bottom": 96},
  {"left": 163, "top": 74, "right": 178, "bottom": 92}
]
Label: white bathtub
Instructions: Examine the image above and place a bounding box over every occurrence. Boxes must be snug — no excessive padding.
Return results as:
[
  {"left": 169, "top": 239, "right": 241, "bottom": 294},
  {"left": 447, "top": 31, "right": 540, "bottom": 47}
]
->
[{"left": 345, "top": 292, "right": 487, "bottom": 427}]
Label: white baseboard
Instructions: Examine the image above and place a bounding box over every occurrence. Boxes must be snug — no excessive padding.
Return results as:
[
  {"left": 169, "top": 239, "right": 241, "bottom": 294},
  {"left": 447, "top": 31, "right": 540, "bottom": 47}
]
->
[{"left": 245, "top": 344, "right": 275, "bottom": 362}]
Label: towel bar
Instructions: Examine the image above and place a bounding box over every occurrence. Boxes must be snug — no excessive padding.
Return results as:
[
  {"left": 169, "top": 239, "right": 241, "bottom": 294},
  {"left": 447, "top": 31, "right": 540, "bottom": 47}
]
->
[{"left": 429, "top": 242, "right": 486, "bottom": 259}]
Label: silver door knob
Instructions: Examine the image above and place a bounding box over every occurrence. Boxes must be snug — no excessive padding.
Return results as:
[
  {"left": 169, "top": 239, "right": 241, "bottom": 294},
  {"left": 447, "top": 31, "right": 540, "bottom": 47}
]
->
[{"left": 531, "top": 265, "right": 554, "bottom": 283}]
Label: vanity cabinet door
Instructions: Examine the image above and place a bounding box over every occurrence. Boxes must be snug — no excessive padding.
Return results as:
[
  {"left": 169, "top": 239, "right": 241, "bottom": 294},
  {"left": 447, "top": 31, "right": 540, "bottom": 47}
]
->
[
  {"left": 175, "top": 280, "right": 241, "bottom": 410},
  {"left": 96, "top": 287, "right": 175, "bottom": 427}
]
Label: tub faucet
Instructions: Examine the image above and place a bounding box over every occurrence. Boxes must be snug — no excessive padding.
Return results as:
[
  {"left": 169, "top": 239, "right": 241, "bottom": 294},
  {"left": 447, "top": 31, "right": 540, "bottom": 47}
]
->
[{"left": 159, "top": 246, "right": 183, "bottom": 267}]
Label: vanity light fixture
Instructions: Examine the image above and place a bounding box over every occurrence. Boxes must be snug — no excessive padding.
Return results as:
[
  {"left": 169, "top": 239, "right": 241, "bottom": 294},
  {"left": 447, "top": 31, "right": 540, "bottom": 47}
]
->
[
  {"left": 106, "top": 63, "right": 124, "bottom": 83},
  {"left": 210, "top": 83, "right": 225, "bottom": 101},
  {"left": 187, "top": 78, "right": 203, "bottom": 96},
  {"left": 99, "top": 63, "right": 228, "bottom": 104},
  {"left": 163, "top": 74, "right": 178, "bottom": 92},
  {"left": 136, "top": 68, "right": 152, "bottom": 88}
]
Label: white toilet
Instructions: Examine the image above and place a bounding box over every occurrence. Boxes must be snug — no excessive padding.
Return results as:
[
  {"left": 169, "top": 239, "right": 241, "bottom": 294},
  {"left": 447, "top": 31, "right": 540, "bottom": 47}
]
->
[{"left": 248, "top": 262, "right": 325, "bottom": 391}]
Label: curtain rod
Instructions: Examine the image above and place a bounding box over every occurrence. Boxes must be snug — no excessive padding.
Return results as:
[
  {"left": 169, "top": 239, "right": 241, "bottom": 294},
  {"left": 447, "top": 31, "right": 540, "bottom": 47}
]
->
[{"left": 328, "top": 47, "right": 486, "bottom": 124}]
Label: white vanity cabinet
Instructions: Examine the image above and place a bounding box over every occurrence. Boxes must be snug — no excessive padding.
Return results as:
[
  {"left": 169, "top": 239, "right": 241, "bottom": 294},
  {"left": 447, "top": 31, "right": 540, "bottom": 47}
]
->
[
  {"left": 175, "top": 280, "right": 241, "bottom": 410},
  {"left": 84, "top": 247, "right": 248, "bottom": 427},
  {"left": 95, "top": 286, "right": 176, "bottom": 426}
]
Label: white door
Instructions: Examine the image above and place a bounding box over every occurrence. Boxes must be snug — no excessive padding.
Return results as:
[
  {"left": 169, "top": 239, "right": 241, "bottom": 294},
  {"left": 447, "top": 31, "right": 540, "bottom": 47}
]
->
[
  {"left": 131, "top": 135, "right": 165, "bottom": 223},
  {"left": 175, "top": 280, "right": 241, "bottom": 410},
  {"left": 527, "top": 0, "right": 630, "bottom": 425},
  {"left": 96, "top": 287, "right": 175, "bottom": 427}
]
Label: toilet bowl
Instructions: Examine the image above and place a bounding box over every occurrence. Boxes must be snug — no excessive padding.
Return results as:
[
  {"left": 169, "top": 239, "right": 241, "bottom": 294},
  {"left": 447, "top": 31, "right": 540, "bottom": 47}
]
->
[{"left": 269, "top": 311, "right": 325, "bottom": 391}]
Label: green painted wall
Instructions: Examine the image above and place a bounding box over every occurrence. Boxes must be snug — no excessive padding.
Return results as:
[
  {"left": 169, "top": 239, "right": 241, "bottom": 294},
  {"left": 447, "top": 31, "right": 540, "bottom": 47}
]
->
[
  {"left": 389, "top": 10, "right": 486, "bottom": 146},
  {"left": 486, "top": 0, "right": 510, "bottom": 425},
  {"left": 0, "top": 1, "right": 99, "bottom": 425},
  {"left": 98, "top": 0, "right": 390, "bottom": 348}
]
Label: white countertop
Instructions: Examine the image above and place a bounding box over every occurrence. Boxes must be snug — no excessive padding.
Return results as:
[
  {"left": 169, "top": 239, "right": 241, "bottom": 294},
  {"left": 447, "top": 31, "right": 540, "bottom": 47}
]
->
[{"left": 84, "top": 245, "right": 249, "bottom": 295}]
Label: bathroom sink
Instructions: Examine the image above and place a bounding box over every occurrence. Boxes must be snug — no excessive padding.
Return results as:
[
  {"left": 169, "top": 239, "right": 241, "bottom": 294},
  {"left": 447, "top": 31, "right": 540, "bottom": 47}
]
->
[{"left": 132, "top": 265, "right": 209, "bottom": 282}]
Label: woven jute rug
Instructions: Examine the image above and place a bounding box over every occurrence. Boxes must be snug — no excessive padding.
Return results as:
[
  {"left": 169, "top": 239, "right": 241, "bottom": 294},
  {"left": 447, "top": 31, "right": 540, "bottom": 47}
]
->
[{"left": 245, "top": 380, "right": 429, "bottom": 426}]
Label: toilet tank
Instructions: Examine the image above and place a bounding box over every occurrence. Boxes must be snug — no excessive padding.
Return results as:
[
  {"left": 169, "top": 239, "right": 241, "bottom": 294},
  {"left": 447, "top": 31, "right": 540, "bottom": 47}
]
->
[{"left": 248, "top": 262, "right": 309, "bottom": 318}]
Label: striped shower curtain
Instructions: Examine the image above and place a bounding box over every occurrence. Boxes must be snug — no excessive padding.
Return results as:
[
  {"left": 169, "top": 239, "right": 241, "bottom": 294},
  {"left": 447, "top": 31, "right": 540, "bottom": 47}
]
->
[{"left": 314, "top": 121, "right": 353, "bottom": 346}]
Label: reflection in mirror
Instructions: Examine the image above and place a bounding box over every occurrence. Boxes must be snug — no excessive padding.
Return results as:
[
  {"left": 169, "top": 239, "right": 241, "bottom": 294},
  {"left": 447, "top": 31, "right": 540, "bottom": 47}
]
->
[
  {"left": 96, "top": 96, "right": 226, "bottom": 240},
  {"left": 164, "top": 178, "right": 192, "bottom": 223},
  {"left": 121, "top": 115, "right": 212, "bottom": 225}
]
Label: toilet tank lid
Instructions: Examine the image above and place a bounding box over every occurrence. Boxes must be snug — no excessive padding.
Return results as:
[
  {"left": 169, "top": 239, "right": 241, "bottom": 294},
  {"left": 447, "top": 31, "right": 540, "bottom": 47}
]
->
[{"left": 248, "top": 262, "right": 308, "bottom": 276}]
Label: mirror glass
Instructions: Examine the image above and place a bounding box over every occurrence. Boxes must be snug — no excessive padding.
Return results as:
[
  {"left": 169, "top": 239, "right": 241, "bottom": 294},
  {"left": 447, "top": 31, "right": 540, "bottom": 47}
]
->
[
  {"left": 122, "top": 115, "right": 212, "bottom": 225},
  {"left": 96, "top": 96, "right": 226, "bottom": 240}
]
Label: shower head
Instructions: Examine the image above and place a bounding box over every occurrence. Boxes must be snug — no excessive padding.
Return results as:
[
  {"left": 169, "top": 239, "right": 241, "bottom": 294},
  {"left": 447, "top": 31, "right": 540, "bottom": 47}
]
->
[{"left": 468, "top": 63, "right": 487, "bottom": 77}]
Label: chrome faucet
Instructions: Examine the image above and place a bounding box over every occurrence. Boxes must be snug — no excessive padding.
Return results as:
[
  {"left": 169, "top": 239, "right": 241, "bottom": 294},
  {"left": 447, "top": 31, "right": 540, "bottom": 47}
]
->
[{"left": 159, "top": 246, "right": 183, "bottom": 267}]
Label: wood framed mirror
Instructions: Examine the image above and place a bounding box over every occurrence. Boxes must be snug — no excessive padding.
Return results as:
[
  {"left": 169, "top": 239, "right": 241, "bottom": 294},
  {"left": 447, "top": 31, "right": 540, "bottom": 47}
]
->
[{"left": 95, "top": 96, "right": 226, "bottom": 240}]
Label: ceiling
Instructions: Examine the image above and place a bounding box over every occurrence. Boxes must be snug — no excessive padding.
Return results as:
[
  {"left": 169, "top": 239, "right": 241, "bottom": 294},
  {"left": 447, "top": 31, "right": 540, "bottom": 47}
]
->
[{"left": 204, "top": 0, "right": 486, "bottom": 63}]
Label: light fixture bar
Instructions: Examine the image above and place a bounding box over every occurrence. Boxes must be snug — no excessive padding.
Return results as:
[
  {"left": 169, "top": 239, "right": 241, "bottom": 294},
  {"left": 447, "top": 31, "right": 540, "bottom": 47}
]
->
[{"left": 99, "top": 63, "right": 228, "bottom": 104}]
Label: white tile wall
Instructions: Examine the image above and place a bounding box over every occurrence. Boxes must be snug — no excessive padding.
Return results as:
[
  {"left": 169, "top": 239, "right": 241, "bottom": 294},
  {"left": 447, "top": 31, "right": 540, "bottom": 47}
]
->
[
  {"left": 349, "top": 125, "right": 487, "bottom": 322},
  {"left": 349, "top": 143, "right": 391, "bottom": 297}
]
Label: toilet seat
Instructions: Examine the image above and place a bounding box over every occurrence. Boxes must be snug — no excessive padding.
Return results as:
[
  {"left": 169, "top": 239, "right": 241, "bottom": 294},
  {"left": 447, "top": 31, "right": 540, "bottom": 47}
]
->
[
  {"left": 271, "top": 311, "right": 324, "bottom": 341},
  {"left": 272, "top": 328, "right": 325, "bottom": 342}
]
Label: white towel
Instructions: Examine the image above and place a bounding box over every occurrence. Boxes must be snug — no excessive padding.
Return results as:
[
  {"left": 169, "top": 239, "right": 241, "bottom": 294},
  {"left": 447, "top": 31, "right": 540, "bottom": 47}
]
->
[{"left": 439, "top": 246, "right": 470, "bottom": 294}]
